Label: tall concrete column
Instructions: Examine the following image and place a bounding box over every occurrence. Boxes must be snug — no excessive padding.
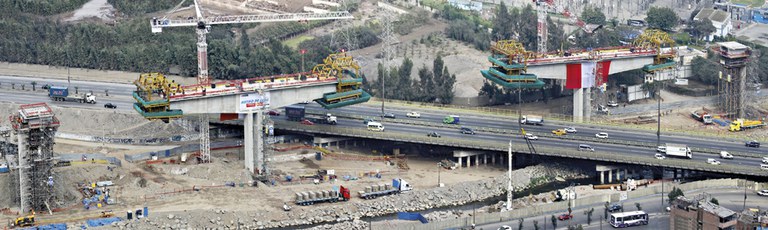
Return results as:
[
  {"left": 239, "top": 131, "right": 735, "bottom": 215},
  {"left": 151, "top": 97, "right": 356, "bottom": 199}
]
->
[
  {"left": 600, "top": 171, "right": 605, "bottom": 184},
  {"left": 584, "top": 87, "right": 592, "bottom": 122},
  {"left": 573, "top": 88, "right": 584, "bottom": 122},
  {"left": 608, "top": 169, "right": 613, "bottom": 183},
  {"left": 244, "top": 112, "right": 255, "bottom": 173},
  {"left": 475, "top": 155, "right": 479, "bottom": 168},
  {"left": 255, "top": 111, "right": 264, "bottom": 174},
  {"left": 624, "top": 169, "right": 628, "bottom": 180},
  {"left": 492, "top": 154, "right": 496, "bottom": 165},
  {"left": 458, "top": 157, "right": 463, "bottom": 168},
  {"left": 483, "top": 154, "right": 487, "bottom": 165}
]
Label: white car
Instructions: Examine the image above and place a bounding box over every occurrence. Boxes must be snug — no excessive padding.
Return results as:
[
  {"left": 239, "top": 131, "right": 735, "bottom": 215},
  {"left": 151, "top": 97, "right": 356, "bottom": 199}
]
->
[
  {"left": 706, "top": 158, "right": 721, "bottom": 165},
  {"left": 656, "top": 146, "right": 667, "bottom": 153},
  {"left": 607, "top": 101, "right": 619, "bottom": 107},
  {"left": 595, "top": 132, "right": 609, "bottom": 139},
  {"left": 762, "top": 157, "right": 768, "bottom": 164},
  {"left": 564, "top": 127, "right": 577, "bottom": 133},
  {"left": 525, "top": 133, "right": 539, "bottom": 140},
  {"left": 758, "top": 190, "right": 768, "bottom": 196},
  {"left": 654, "top": 153, "right": 666, "bottom": 160},
  {"left": 406, "top": 111, "right": 421, "bottom": 118},
  {"left": 498, "top": 225, "right": 513, "bottom": 230}
]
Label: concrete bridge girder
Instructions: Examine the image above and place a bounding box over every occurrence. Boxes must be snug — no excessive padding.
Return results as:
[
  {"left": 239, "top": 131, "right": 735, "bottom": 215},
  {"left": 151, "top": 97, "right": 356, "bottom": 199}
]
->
[{"left": 526, "top": 56, "right": 656, "bottom": 122}]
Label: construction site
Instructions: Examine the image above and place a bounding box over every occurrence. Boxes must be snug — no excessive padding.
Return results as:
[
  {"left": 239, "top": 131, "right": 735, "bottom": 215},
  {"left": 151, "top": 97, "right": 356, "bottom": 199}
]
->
[{"left": 0, "top": 0, "right": 766, "bottom": 229}]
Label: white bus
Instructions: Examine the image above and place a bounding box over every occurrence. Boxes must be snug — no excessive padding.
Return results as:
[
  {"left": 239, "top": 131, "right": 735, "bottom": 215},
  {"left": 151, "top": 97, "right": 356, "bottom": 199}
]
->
[
  {"left": 367, "top": 122, "right": 384, "bottom": 132},
  {"left": 609, "top": 211, "right": 648, "bottom": 228}
]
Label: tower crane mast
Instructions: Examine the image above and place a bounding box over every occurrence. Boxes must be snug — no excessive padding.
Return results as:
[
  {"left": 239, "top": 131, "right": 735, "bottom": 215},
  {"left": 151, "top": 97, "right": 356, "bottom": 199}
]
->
[{"left": 149, "top": 0, "right": 353, "bottom": 164}]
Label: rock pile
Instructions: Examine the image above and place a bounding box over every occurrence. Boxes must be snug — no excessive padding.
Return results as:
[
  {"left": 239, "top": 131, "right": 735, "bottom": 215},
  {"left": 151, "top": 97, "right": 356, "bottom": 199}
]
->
[{"left": 120, "top": 163, "right": 588, "bottom": 229}]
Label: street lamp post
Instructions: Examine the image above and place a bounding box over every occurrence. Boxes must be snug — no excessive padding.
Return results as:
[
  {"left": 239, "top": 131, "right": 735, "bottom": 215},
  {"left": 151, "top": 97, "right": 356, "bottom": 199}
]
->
[
  {"left": 437, "top": 162, "right": 441, "bottom": 187},
  {"left": 507, "top": 140, "right": 513, "bottom": 211}
]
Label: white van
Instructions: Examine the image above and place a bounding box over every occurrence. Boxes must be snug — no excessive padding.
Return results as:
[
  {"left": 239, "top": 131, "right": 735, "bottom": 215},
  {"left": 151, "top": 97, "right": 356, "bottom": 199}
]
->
[
  {"left": 761, "top": 164, "right": 768, "bottom": 170},
  {"left": 762, "top": 157, "right": 768, "bottom": 164},
  {"left": 367, "top": 122, "right": 384, "bottom": 132}
]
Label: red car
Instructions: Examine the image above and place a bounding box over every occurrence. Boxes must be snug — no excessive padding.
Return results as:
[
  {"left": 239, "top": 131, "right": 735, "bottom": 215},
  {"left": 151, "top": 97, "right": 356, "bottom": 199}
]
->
[
  {"left": 557, "top": 214, "right": 574, "bottom": 221},
  {"left": 301, "top": 119, "right": 314, "bottom": 125},
  {"left": 267, "top": 110, "right": 280, "bottom": 116}
]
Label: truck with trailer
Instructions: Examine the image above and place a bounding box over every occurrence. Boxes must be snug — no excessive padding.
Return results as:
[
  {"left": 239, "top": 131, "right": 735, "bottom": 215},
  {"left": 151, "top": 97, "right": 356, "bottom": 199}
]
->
[
  {"left": 48, "top": 86, "right": 96, "bottom": 104},
  {"left": 285, "top": 105, "right": 337, "bottom": 125},
  {"left": 690, "top": 111, "right": 713, "bottom": 124},
  {"left": 664, "top": 144, "right": 692, "bottom": 159},
  {"left": 443, "top": 115, "right": 460, "bottom": 124},
  {"left": 295, "top": 185, "right": 351, "bottom": 206},
  {"left": 358, "top": 178, "right": 412, "bottom": 199},
  {"left": 520, "top": 115, "right": 544, "bottom": 125},
  {"left": 729, "top": 119, "right": 765, "bottom": 132}
]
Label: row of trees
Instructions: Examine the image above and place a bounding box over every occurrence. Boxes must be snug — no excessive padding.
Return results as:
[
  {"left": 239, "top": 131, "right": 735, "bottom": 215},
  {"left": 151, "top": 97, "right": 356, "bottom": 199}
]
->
[
  {"left": 366, "top": 56, "right": 456, "bottom": 104},
  {"left": 107, "top": 0, "right": 177, "bottom": 16},
  {"left": 0, "top": 0, "right": 89, "bottom": 15}
]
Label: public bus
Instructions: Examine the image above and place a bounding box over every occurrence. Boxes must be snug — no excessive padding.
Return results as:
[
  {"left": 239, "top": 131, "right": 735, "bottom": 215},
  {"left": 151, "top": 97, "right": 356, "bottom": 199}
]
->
[{"left": 609, "top": 211, "right": 648, "bottom": 228}]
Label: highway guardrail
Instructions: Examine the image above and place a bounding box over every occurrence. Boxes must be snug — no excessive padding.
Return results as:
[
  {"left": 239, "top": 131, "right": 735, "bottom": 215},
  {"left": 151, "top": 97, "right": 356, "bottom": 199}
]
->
[{"left": 273, "top": 120, "right": 768, "bottom": 177}]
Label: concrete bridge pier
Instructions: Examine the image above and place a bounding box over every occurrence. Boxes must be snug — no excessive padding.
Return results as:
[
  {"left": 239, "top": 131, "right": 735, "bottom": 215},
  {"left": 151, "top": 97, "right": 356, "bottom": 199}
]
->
[
  {"left": 244, "top": 111, "right": 265, "bottom": 174},
  {"left": 572, "top": 88, "right": 592, "bottom": 122}
]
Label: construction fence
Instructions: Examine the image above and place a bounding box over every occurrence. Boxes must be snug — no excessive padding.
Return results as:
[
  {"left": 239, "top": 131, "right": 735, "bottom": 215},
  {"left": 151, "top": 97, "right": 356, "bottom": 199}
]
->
[
  {"left": 56, "top": 132, "right": 198, "bottom": 145},
  {"left": 385, "top": 179, "right": 745, "bottom": 230},
  {"left": 58, "top": 153, "right": 121, "bottom": 167}
]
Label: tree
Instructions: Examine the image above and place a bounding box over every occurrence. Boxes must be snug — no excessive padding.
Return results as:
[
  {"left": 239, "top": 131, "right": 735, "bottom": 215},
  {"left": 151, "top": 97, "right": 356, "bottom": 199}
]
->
[
  {"left": 668, "top": 187, "right": 684, "bottom": 204},
  {"left": 581, "top": 6, "right": 606, "bottom": 25},
  {"left": 551, "top": 215, "right": 557, "bottom": 229},
  {"left": 586, "top": 208, "right": 594, "bottom": 225},
  {"left": 691, "top": 56, "right": 719, "bottom": 85},
  {"left": 710, "top": 197, "right": 719, "bottom": 205},
  {"left": 689, "top": 18, "right": 716, "bottom": 41},
  {"left": 31, "top": 81, "right": 37, "bottom": 91},
  {"left": 533, "top": 220, "right": 540, "bottom": 230},
  {"left": 547, "top": 15, "right": 567, "bottom": 52},
  {"left": 492, "top": 1, "right": 512, "bottom": 41},
  {"left": 645, "top": 7, "right": 679, "bottom": 31},
  {"left": 518, "top": 218, "right": 524, "bottom": 230},
  {"left": 635, "top": 202, "right": 642, "bottom": 211}
]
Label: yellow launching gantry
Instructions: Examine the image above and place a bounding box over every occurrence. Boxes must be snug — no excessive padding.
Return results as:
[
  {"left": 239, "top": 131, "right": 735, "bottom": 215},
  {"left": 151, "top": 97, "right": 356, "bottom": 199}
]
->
[
  {"left": 633, "top": 29, "right": 677, "bottom": 73},
  {"left": 132, "top": 73, "right": 184, "bottom": 122},
  {"left": 481, "top": 40, "right": 545, "bottom": 89},
  {"left": 313, "top": 52, "right": 371, "bottom": 109}
]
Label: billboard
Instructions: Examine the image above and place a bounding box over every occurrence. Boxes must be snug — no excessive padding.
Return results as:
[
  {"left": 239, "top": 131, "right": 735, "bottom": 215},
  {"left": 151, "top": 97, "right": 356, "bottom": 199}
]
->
[{"left": 238, "top": 92, "right": 270, "bottom": 113}]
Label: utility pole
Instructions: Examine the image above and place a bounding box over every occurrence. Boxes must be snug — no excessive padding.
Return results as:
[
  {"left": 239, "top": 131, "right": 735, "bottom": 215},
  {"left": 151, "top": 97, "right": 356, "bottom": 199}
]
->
[{"left": 507, "top": 140, "right": 513, "bottom": 211}]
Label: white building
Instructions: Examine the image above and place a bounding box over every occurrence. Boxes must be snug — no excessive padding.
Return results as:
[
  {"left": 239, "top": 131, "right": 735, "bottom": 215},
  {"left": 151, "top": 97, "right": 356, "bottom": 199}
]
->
[{"left": 694, "top": 9, "right": 733, "bottom": 41}]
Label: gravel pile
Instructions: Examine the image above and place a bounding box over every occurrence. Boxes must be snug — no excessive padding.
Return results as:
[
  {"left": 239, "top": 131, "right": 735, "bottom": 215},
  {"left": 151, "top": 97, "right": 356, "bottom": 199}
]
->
[{"left": 120, "top": 163, "right": 588, "bottom": 229}]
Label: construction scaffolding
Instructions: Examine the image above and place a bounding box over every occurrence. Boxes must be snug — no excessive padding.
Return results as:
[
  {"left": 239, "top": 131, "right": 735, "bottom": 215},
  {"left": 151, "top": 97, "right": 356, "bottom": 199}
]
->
[
  {"left": 713, "top": 42, "right": 751, "bottom": 119},
  {"left": 9, "top": 103, "right": 60, "bottom": 214}
]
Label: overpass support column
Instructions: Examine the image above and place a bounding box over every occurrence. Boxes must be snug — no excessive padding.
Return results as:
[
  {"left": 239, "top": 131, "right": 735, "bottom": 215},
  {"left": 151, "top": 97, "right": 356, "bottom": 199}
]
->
[
  {"left": 457, "top": 157, "right": 463, "bottom": 168},
  {"left": 475, "top": 155, "right": 479, "bottom": 168},
  {"left": 244, "top": 112, "right": 256, "bottom": 174},
  {"left": 491, "top": 154, "right": 496, "bottom": 165},
  {"left": 608, "top": 169, "right": 613, "bottom": 183},
  {"left": 584, "top": 87, "right": 591, "bottom": 122},
  {"left": 573, "top": 88, "right": 584, "bottom": 122},
  {"left": 600, "top": 171, "right": 605, "bottom": 184},
  {"left": 483, "top": 154, "right": 487, "bottom": 166}
]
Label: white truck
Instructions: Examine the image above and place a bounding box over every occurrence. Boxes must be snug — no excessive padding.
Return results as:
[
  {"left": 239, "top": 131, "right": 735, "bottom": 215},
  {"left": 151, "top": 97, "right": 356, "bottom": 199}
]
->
[
  {"left": 358, "top": 178, "right": 412, "bottom": 199},
  {"left": 520, "top": 115, "right": 544, "bottom": 125},
  {"left": 664, "top": 144, "right": 692, "bottom": 159},
  {"left": 719, "top": 151, "right": 733, "bottom": 159}
]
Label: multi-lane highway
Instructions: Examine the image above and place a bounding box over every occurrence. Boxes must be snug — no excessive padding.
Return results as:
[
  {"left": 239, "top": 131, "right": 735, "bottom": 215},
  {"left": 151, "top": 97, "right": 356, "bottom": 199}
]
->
[
  {"left": 1, "top": 75, "right": 764, "bottom": 170},
  {"left": 302, "top": 102, "right": 766, "bottom": 156}
]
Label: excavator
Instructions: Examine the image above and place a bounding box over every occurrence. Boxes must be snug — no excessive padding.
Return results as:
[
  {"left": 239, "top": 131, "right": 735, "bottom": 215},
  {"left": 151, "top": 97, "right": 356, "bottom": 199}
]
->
[{"left": 12, "top": 213, "right": 35, "bottom": 227}]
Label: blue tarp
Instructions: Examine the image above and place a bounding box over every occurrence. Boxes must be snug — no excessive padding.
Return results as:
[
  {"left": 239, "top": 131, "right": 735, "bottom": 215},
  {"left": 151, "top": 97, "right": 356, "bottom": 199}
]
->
[
  {"left": 754, "top": 11, "right": 768, "bottom": 24},
  {"left": 86, "top": 217, "right": 122, "bottom": 227},
  {"left": 397, "top": 212, "right": 429, "bottom": 224},
  {"left": 19, "top": 223, "right": 67, "bottom": 230},
  {"left": 713, "top": 118, "right": 730, "bottom": 126}
]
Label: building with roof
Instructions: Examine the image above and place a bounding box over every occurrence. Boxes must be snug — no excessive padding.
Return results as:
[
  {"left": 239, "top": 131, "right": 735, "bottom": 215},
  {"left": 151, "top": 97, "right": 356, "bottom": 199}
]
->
[
  {"left": 737, "top": 208, "right": 768, "bottom": 229},
  {"left": 694, "top": 8, "right": 733, "bottom": 41},
  {"left": 447, "top": 0, "right": 482, "bottom": 12},
  {"left": 670, "top": 195, "right": 738, "bottom": 230}
]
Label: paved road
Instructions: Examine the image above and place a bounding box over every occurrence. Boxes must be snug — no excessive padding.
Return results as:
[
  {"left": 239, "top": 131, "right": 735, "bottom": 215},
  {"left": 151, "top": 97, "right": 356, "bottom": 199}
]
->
[
  {"left": 0, "top": 75, "right": 136, "bottom": 111},
  {"left": 303, "top": 103, "right": 766, "bottom": 157},
  {"left": 477, "top": 189, "right": 766, "bottom": 230}
]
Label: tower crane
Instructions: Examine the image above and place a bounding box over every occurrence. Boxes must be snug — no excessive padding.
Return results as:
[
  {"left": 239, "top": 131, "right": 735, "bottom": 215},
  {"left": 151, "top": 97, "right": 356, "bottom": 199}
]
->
[{"left": 149, "top": 0, "right": 353, "bottom": 163}]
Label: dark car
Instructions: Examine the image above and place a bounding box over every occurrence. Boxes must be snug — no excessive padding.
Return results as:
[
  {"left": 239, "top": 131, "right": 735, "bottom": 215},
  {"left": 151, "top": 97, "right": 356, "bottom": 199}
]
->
[
  {"left": 608, "top": 204, "right": 623, "bottom": 212},
  {"left": 427, "top": 132, "right": 441, "bottom": 138},
  {"left": 460, "top": 127, "right": 475, "bottom": 135},
  {"left": 267, "top": 110, "right": 280, "bottom": 116},
  {"left": 104, "top": 103, "right": 117, "bottom": 109},
  {"left": 557, "top": 214, "right": 574, "bottom": 221},
  {"left": 364, "top": 118, "right": 375, "bottom": 124},
  {"left": 42, "top": 84, "right": 51, "bottom": 90},
  {"left": 383, "top": 113, "right": 396, "bottom": 119},
  {"left": 746, "top": 140, "right": 760, "bottom": 148}
]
